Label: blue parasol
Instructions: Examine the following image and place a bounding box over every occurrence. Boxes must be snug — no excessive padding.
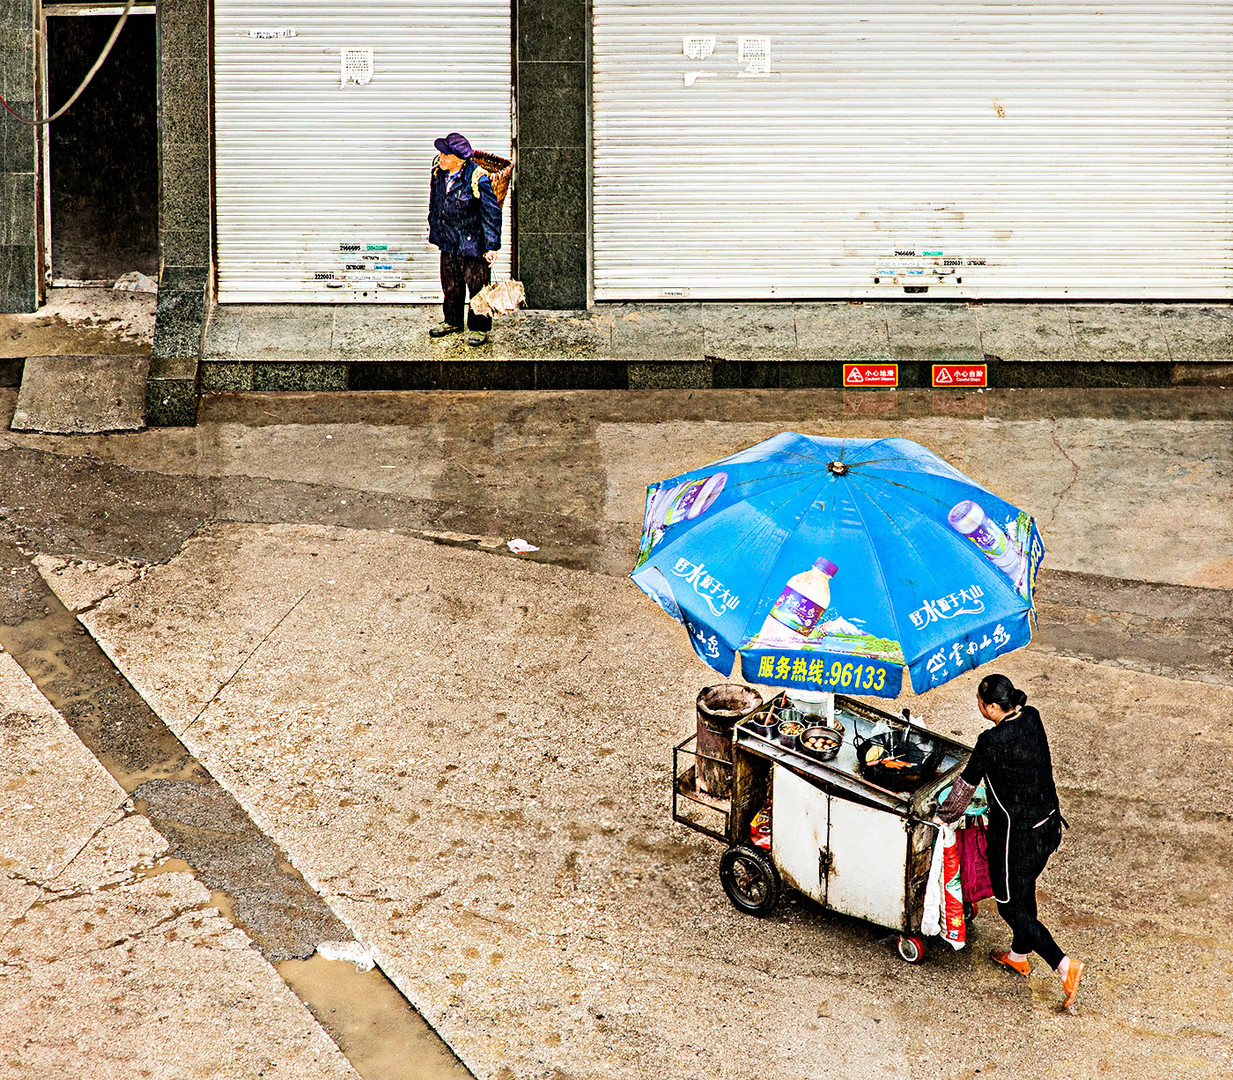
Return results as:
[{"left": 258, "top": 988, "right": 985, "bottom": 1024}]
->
[{"left": 631, "top": 433, "right": 1044, "bottom": 698}]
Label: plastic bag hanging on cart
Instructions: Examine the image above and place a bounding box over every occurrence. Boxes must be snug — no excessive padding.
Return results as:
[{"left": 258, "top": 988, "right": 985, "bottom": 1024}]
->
[{"left": 923, "top": 824, "right": 966, "bottom": 949}]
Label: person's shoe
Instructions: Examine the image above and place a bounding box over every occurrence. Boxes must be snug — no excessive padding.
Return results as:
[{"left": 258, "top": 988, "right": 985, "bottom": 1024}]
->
[
  {"left": 1062, "top": 959, "right": 1085, "bottom": 1009},
  {"left": 990, "top": 948, "right": 1031, "bottom": 977},
  {"left": 467, "top": 330, "right": 489, "bottom": 347},
  {"left": 429, "top": 321, "right": 463, "bottom": 338}
]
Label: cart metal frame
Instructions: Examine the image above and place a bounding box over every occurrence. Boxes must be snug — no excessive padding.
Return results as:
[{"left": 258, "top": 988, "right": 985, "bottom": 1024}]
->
[{"left": 673, "top": 693, "right": 975, "bottom": 961}]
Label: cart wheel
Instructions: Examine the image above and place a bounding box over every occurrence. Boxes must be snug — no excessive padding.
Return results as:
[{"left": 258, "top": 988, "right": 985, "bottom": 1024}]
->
[
  {"left": 719, "top": 844, "right": 781, "bottom": 917},
  {"left": 897, "top": 935, "right": 925, "bottom": 964},
  {"left": 963, "top": 900, "right": 978, "bottom": 922}
]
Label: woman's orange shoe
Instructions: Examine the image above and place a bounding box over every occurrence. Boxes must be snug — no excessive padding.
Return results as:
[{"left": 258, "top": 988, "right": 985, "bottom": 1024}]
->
[
  {"left": 1062, "top": 959, "right": 1085, "bottom": 1009},
  {"left": 990, "top": 948, "right": 1031, "bottom": 976}
]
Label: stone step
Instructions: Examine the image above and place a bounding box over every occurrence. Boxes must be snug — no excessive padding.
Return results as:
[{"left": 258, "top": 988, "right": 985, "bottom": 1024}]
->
[{"left": 11, "top": 354, "right": 150, "bottom": 434}]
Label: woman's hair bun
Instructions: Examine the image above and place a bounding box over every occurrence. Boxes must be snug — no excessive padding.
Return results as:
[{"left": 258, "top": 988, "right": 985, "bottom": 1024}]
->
[{"left": 977, "top": 673, "right": 1027, "bottom": 711}]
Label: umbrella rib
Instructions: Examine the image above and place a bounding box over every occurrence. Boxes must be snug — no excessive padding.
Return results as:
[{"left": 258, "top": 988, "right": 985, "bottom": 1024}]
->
[
  {"left": 843, "top": 480, "right": 918, "bottom": 660},
  {"left": 654, "top": 467, "right": 824, "bottom": 558},
  {"left": 845, "top": 470, "right": 986, "bottom": 510},
  {"left": 727, "top": 477, "right": 842, "bottom": 649},
  {"left": 652, "top": 471, "right": 828, "bottom": 649},
  {"left": 857, "top": 473, "right": 1042, "bottom": 602},
  {"left": 845, "top": 439, "right": 974, "bottom": 487},
  {"left": 857, "top": 477, "right": 1031, "bottom": 626}
]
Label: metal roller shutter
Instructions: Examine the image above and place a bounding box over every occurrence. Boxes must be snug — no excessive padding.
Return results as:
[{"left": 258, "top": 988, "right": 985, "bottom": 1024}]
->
[
  {"left": 592, "top": 1, "right": 1233, "bottom": 300},
  {"left": 214, "top": 2, "right": 511, "bottom": 303}
]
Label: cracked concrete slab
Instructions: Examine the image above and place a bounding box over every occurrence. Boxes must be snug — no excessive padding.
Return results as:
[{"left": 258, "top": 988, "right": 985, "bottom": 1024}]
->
[
  {"left": 0, "top": 650, "right": 123, "bottom": 925},
  {"left": 795, "top": 303, "right": 893, "bottom": 360},
  {"left": 31, "top": 554, "right": 145, "bottom": 613},
  {"left": 977, "top": 303, "right": 1076, "bottom": 361},
  {"left": 884, "top": 303, "right": 983, "bottom": 363},
  {"left": 610, "top": 305, "right": 706, "bottom": 359},
  {"left": 11, "top": 355, "right": 151, "bottom": 434},
  {"left": 56, "top": 523, "right": 1233, "bottom": 1080},
  {"left": 1156, "top": 305, "right": 1233, "bottom": 362},
  {"left": 700, "top": 305, "right": 797, "bottom": 359},
  {"left": 1067, "top": 306, "right": 1170, "bottom": 362},
  {"left": 0, "top": 650, "right": 360, "bottom": 1080}
]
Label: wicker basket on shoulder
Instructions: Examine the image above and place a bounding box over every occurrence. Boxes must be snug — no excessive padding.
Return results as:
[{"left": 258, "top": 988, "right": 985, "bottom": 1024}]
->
[{"left": 472, "top": 150, "right": 514, "bottom": 208}]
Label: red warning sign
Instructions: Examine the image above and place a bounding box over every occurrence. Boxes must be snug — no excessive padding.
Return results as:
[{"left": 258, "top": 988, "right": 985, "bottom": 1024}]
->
[
  {"left": 843, "top": 363, "right": 898, "bottom": 388},
  {"left": 932, "top": 364, "right": 987, "bottom": 388}
]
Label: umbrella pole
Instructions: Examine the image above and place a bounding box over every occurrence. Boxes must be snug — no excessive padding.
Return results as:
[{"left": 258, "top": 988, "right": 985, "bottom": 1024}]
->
[{"left": 824, "top": 693, "right": 836, "bottom": 727}]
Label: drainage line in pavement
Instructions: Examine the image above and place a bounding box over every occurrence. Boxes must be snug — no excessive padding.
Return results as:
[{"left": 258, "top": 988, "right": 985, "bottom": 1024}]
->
[{"left": 0, "top": 534, "right": 472, "bottom": 1080}]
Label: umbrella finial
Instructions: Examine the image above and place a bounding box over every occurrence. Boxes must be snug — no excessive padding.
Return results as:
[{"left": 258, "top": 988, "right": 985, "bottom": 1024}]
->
[{"left": 827, "top": 460, "right": 850, "bottom": 476}]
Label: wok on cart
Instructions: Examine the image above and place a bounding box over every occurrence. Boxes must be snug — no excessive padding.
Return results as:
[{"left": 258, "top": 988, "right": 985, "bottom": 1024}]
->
[{"left": 675, "top": 686, "right": 981, "bottom": 963}]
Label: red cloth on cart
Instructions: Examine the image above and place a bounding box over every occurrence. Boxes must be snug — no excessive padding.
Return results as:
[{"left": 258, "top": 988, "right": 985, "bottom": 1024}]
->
[{"left": 957, "top": 820, "right": 993, "bottom": 903}]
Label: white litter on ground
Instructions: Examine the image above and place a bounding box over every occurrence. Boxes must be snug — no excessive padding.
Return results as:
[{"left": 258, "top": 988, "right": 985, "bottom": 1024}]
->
[
  {"left": 112, "top": 271, "right": 158, "bottom": 294},
  {"left": 316, "top": 940, "right": 375, "bottom": 972},
  {"left": 506, "top": 538, "right": 539, "bottom": 554}
]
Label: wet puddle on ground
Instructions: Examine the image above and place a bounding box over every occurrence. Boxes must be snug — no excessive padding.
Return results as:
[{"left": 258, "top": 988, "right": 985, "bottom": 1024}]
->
[
  {"left": 0, "top": 540, "right": 472, "bottom": 1080},
  {"left": 280, "top": 956, "right": 471, "bottom": 1079}
]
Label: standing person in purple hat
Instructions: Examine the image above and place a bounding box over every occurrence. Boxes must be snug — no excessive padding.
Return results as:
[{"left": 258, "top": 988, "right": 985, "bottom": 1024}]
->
[{"left": 427, "top": 132, "right": 503, "bottom": 346}]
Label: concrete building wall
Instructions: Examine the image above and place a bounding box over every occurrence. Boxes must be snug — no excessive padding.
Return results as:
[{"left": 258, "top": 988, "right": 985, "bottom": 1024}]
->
[{"left": 1, "top": 0, "right": 38, "bottom": 313}]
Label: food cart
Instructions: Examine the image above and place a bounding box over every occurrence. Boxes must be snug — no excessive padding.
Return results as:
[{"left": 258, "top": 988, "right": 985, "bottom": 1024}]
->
[{"left": 673, "top": 691, "right": 976, "bottom": 962}]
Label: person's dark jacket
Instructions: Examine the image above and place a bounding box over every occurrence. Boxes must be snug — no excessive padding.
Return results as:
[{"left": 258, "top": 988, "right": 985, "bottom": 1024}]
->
[
  {"left": 428, "top": 156, "right": 502, "bottom": 257},
  {"left": 960, "top": 705, "right": 1060, "bottom": 828}
]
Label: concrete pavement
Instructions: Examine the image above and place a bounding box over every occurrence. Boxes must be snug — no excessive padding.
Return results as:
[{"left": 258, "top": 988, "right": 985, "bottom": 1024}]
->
[
  {"left": 5, "top": 290, "right": 1232, "bottom": 428},
  {"left": 0, "top": 387, "right": 1230, "bottom": 1079},
  {"left": 0, "top": 648, "right": 360, "bottom": 1080},
  {"left": 197, "top": 300, "right": 1233, "bottom": 393}
]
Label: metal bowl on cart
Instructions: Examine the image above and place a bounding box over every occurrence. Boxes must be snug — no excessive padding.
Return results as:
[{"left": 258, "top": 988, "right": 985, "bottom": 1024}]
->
[{"left": 797, "top": 724, "right": 843, "bottom": 761}]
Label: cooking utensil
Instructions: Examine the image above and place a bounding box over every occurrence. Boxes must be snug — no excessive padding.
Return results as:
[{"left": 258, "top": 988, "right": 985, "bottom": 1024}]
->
[
  {"left": 798, "top": 724, "right": 843, "bottom": 761},
  {"left": 854, "top": 722, "right": 944, "bottom": 791},
  {"left": 777, "top": 717, "right": 805, "bottom": 749}
]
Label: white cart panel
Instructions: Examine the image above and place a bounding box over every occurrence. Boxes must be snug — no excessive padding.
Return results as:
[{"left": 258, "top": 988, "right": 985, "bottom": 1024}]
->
[
  {"left": 826, "top": 797, "right": 909, "bottom": 929},
  {"left": 771, "top": 764, "right": 828, "bottom": 902}
]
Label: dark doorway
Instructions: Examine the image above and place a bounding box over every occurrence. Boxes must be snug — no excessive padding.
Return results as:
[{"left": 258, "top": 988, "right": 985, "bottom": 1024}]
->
[{"left": 46, "top": 11, "right": 158, "bottom": 283}]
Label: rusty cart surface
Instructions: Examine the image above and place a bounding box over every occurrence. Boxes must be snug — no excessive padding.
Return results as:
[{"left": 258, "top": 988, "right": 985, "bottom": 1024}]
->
[{"left": 673, "top": 694, "right": 975, "bottom": 963}]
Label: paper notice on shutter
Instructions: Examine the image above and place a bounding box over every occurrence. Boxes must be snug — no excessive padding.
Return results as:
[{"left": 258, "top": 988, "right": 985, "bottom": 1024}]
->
[
  {"left": 738, "top": 37, "right": 770, "bottom": 77},
  {"left": 341, "top": 49, "right": 374, "bottom": 88},
  {"left": 683, "top": 36, "right": 715, "bottom": 60}
]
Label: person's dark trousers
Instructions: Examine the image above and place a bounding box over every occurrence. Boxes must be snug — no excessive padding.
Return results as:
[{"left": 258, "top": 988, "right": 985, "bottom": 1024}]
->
[
  {"left": 440, "top": 252, "right": 492, "bottom": 332},
  {"left": 997, "top": 825, "right": 1065, "bottom": 969}
]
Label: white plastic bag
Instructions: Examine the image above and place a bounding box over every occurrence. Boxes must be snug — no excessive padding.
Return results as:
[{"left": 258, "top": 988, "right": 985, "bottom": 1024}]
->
[
  {"left": 316, "top": 940, "right": 375, "bottom": 972},
  {"left": 921, "top": 826, "right": 946, "bottom": 937},
  {"left": 470, "top": 278, "right": 526, "bottom": 317}
]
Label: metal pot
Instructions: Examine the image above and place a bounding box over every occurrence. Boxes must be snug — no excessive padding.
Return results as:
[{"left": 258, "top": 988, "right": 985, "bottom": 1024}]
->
[
  {"left": 798, "top": 724, "right": 843, "bottom": 761},
  {"left": 777, "top": 717, "right": 806, "bottom": 749},
  {"left": 800, "top": 712, "right": 844, "bottom": 738},
  {"left": 854, "top": 727, "right": 944, "bottom": 791},
  {"left": 740, "top": 692, "right": 787, "bottom": 739}
]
